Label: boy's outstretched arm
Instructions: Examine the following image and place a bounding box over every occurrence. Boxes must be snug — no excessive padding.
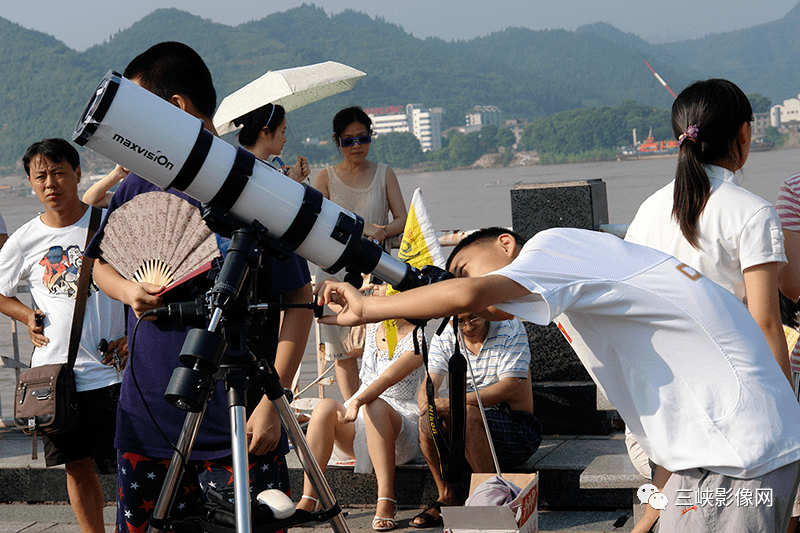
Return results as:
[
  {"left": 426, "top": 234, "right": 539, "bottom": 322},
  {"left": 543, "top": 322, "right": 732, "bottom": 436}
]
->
[{"left": 315, "top": 274, "right": 529, "bottom": 326}]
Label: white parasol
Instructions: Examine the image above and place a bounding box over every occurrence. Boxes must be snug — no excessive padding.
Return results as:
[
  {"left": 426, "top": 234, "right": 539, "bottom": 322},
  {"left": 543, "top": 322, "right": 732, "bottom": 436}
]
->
[{"left": 213, "top": 61, "right": 367, "bottom": 136}]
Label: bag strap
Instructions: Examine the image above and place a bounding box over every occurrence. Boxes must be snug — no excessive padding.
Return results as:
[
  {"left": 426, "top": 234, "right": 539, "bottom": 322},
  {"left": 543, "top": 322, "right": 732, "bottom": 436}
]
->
[
  {"left": 415, "top": 322, "right": 452, "bottom": 476},
  {"left": 414, "top": 316, "right": 468, "bottom": 484},
  {"left": 445, "top": 316, "right": 467, "bottom": 483},
  {"left": 65, "top": 206, "right": 102, "bottom": 371}
]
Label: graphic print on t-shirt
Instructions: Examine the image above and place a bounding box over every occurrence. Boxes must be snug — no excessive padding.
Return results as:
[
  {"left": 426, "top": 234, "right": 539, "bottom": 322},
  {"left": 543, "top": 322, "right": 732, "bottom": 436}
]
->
[{"left": 38, "top": 244, "right": 90, "bottom": 298}]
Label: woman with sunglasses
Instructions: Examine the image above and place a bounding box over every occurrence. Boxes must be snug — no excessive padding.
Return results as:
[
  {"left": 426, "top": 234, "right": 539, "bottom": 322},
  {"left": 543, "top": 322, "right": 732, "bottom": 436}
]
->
[
  {"left": 234, "top": 102, "right": 310, "bottom": 183},
  {"left": 315, "top": 106, "right": 407, "bottom": 247},
  {"left": 314, "top": 106, "right": 408, "bottom": 400}
]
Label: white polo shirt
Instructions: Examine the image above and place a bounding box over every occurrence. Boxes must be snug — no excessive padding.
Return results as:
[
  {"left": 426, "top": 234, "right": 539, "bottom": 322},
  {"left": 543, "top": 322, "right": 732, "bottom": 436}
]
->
[
  {"left": 491, "top": 228, "right": 800, "bottom": 478},
  {"left": 625, "top": 164, "right": 785, "bottom": 302}
]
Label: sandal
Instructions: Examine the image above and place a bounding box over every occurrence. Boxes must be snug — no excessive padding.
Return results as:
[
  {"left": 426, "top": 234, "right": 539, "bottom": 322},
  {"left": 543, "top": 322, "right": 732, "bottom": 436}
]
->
[
  {"left": 372, "top": 497, "right": 397, "bottom": 531},
  {"left": 299, "top": 494, "right": 320, "bottom": 512},
  {"left": 412, "top": 501, "right": 444, "bottom": 528}
]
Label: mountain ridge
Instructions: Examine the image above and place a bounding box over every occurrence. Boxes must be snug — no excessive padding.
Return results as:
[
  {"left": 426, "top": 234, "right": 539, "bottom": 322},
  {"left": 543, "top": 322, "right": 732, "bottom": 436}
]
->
[{"left": 0, "top": 3, "right": 798, "bottom": 171}]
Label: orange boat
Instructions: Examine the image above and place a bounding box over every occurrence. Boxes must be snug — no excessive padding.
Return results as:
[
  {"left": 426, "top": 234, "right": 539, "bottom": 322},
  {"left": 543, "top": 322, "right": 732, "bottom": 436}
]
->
[{"left": 638, "top": 131, "right": 678, "bottom": 154}]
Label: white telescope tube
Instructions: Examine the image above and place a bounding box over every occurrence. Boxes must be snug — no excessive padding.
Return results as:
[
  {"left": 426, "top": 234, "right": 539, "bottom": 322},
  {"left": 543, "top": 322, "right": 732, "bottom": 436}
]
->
[{"left": 73, "top": 71, "right": 416, "bottom": 288}]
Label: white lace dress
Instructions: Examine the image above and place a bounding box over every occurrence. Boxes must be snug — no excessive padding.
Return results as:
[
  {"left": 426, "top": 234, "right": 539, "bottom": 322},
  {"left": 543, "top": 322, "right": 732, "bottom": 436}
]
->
[{"left": 331, "top": 323, "right": 425, "bottom": 474}]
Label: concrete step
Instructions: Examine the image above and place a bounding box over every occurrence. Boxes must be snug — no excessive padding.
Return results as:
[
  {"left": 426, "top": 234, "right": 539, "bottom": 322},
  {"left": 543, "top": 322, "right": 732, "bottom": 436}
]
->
[
  {"left": 287, "top": 436, "right": 631, "bottom": 510},
  {"left": 0, "top": 427, "right": 632, "bottom": 511},
  {"left": 0, "top": 503, "right": 637, "bottom": 532}
]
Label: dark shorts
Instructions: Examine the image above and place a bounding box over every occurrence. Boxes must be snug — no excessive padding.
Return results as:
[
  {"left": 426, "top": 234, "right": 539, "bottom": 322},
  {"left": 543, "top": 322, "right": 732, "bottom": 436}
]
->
[
  {"left": 42, "top": 383, "right": 119, "bottom": 473},
  {"left": 484, "top": 405, "right": 543, "bottom": 469}
]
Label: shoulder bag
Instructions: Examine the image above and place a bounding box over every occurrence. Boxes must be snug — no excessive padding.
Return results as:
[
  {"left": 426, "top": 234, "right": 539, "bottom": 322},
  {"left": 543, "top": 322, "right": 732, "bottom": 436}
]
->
[{"left": 13, "top": 206, "right": 101, "bottom": 458}]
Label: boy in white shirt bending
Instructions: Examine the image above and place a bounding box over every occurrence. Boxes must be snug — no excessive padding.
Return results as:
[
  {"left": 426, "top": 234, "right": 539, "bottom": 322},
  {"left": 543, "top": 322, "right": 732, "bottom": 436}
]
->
[{"left": 316, "top": 226, "right": 800, "bottom": 533}]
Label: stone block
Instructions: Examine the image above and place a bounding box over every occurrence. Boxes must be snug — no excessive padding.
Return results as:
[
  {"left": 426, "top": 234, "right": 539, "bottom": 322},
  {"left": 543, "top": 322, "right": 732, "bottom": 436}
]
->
[
  {"left": 510, "top": 179, "right": 608, "bottom": 240},
  {"left": 525, "top": 323, "right": 590, "bottom": 382},
  {"left": 510, "top": 180, "right": 612, "bottom": 435},
  {"left": 532, "top": 381, "right": 611, "bottom": 436},
  {"left": 0, "top": 468, "right": 115, "bottom": 502}
]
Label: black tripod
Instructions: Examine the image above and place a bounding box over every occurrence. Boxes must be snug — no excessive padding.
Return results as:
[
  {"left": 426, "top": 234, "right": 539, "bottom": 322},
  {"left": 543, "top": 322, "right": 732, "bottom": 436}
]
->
[{"left": 146, "top": 226, "right": 350, "bottom": 533}]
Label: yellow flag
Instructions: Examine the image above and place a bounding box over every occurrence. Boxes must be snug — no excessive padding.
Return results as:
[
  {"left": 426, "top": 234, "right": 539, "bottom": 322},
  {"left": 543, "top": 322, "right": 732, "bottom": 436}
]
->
[
  {"left": 384, "top": 188, "right": 445, "bottom": 356},
  {"left": 383, "top": 318, "right": 398, "bottom": 359}
]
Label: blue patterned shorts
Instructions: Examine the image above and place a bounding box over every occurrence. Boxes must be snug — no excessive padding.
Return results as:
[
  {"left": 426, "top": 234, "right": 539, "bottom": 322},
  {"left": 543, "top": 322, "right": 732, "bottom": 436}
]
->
[
  {"left": 115, "top": 449, "right": 290, "bottom": 533},
  {"left": 484, "top": 406, "right": 543, "bottom": 469}
]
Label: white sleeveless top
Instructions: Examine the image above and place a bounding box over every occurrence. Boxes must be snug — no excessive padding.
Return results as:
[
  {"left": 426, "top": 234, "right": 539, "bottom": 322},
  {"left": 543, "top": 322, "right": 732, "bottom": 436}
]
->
[
  {"left": 359, "top": 323, "right": 424, "bottom": 401},
  {"left": 316, "top": 162, "right": 392, "bottom": 360},
  {"left": 326, "top": 162, "right": 390, "bottom": 227}
]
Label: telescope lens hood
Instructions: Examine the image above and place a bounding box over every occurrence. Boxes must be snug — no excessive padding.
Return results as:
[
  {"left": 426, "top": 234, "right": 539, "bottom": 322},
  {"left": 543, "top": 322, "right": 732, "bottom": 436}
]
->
[{"left": 73, "top": 70, "right": 121, "bottom": 146}]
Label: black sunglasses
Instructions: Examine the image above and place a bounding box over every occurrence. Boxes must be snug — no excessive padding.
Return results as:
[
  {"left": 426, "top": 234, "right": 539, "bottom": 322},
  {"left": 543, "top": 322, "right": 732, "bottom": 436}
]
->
[{"left": 339, "top": 134, "right": 372, "bottom": 147}]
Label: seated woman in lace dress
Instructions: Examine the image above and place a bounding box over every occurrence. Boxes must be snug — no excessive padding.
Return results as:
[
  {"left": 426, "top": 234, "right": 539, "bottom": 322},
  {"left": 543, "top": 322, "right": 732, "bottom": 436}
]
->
[{"left": 296, "top": 285, "right": 425, "bottom": 531}]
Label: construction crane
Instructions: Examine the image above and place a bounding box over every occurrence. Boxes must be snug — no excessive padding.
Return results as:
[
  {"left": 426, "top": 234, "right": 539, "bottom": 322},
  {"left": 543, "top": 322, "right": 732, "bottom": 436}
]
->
[{"left": 643, "top": 60, "right": 677, "bottom": 99}]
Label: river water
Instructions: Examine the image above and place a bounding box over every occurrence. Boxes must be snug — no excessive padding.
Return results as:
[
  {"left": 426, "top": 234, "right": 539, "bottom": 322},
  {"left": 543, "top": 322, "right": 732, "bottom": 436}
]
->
[{"left": 1, "top": 148, "right": 798, "bottom": 417}]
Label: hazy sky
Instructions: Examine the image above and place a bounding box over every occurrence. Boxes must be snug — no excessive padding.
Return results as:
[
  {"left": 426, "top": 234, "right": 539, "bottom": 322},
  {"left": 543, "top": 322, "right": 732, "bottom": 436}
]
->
[{"left": 1, "top": 1, "right": 798, "bottom": 51}]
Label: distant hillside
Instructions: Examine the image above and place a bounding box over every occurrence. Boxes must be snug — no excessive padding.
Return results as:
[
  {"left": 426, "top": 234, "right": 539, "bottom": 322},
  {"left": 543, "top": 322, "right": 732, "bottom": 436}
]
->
[
  {"left": 659, "top": 2, "right": 800, "bottom": 100},
  {"left": 576, "top": 22, "right": 655, "bottom": 52},
  {"left": 458, "top": 26, "right": 686, "bottom": 110},
  {"left": 1, "top": 3, "right": 800, "bottom": 171},
  {"left": 0, "top": 18, "right": 105, "bottom": 172}
]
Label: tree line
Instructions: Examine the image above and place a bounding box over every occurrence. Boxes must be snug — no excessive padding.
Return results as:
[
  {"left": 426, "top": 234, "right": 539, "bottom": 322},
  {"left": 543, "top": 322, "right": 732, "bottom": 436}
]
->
[
  {"left": 338, "top": 93, "right": 773, "bottom": 170},
  {"left": 295, "top": 124, "right": 518, "bottom": 171},
  {"left": 0, "top": 5, "right": 689, "bottom": 173}
]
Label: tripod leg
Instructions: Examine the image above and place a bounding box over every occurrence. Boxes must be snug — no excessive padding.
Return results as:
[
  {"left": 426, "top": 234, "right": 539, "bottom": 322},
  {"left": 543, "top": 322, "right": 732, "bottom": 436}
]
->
[
  {"left": 147, "top": 411, "right": 205, "bottom": 533},
  {"left": 272, "top": 394, "right": 351, "bottom": 533},
  {"left": 230, "top": 403, "right": 252, "bottom": 533}
]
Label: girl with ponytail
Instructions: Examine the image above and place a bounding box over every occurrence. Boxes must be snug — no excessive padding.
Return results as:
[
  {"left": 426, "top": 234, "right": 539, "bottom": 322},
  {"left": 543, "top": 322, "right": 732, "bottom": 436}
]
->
[
  {"left": 669, "top": 79, "right": 753, "bottom": 247},
  {"left": 624, "top": 79, "right": 791, "bottom": 533},
  {"left": 627, "top": 78, "right": 788, "bottom": 380}
]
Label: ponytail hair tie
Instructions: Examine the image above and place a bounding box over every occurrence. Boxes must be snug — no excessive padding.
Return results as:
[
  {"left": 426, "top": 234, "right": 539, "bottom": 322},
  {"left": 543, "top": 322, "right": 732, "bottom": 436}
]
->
[{"left": 678, "top": 125, "right": 699, "bottom": 146}]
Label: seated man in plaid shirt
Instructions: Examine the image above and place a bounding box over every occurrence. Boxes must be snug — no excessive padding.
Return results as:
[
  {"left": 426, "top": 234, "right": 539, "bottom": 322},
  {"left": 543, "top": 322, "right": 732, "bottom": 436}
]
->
[{"left": 412, "top": 314, "right": 542, "bottom": 528}]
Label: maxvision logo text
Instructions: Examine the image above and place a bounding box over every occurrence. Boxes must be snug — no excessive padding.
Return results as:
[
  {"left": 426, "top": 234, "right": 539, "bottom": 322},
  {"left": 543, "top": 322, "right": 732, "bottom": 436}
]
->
[{"left": 112, "top": 134, "right": 174, "bottom": 171}]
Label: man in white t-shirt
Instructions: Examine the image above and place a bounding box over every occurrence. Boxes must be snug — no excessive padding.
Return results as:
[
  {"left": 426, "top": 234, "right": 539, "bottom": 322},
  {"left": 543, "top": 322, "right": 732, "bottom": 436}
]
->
[
  {"left": 316, "top": 226, "right": 800, "bottom": 533},
  {"left": 0, "top": 139, "right": 126, "bottom": 533}
]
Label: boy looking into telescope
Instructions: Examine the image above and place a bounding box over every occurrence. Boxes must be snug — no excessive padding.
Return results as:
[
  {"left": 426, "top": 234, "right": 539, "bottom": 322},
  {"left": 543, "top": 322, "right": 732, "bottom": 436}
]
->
[
  {"left": 87, "top": 41, "right": 313, "bottom": 532},
  {"left": 316, "top": 227, "right": 800, "bottom": 533}
]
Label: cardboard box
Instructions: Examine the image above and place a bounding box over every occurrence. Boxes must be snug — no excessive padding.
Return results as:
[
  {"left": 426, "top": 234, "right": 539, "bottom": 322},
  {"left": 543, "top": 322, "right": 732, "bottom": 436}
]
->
[{"left": 441, "top": 473, "right": 538, "bottom": 533}]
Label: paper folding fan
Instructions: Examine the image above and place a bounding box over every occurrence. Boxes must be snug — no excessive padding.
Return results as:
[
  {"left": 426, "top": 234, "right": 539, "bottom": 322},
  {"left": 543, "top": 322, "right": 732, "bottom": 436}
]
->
[{"left": 99, "top": 191, "right": 220, "bottom": 289}]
